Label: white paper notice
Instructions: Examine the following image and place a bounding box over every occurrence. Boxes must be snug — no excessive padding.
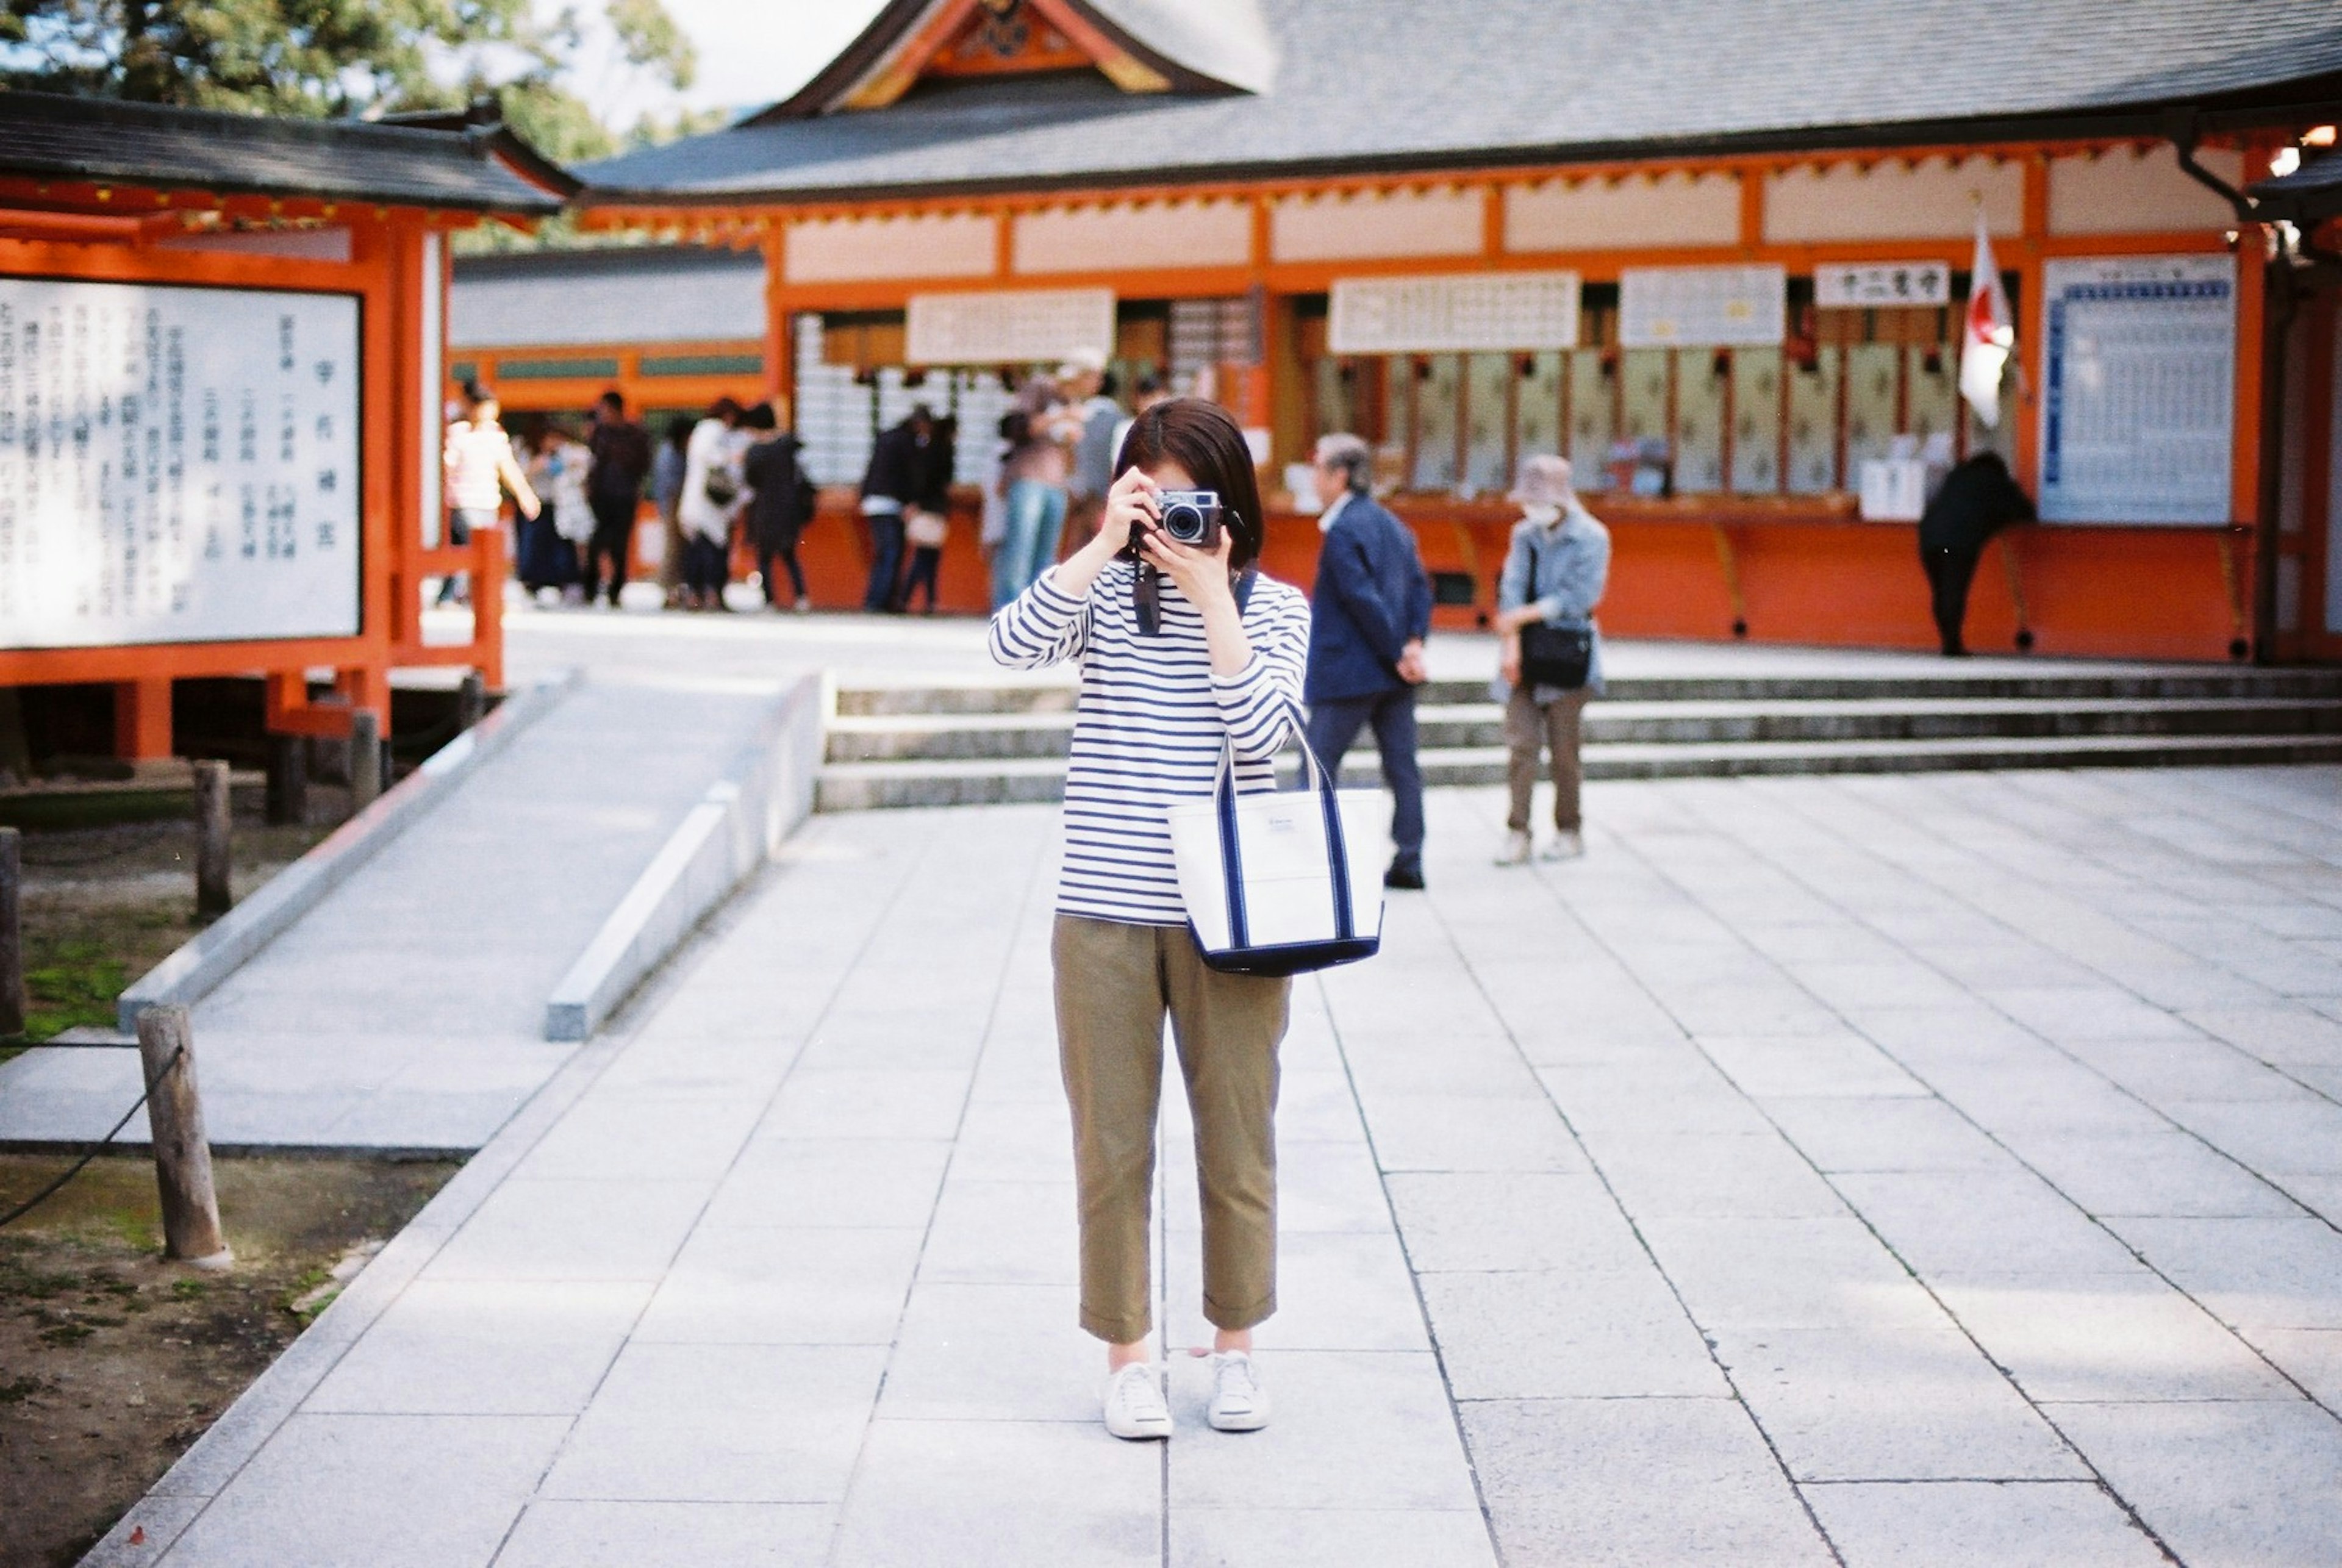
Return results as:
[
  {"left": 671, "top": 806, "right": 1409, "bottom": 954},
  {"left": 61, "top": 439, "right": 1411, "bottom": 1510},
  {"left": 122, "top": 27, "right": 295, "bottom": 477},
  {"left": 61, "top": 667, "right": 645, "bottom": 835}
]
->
[
  {"left": 1328, "top": 271, "right": 1581, "bottom": 354},
  {"left": 1618, "top": 265, "right": 1786, "bottom": 348},
  {"left": 1814, "top": 261, "right": 1952, "bottom": 308},
  {"left": 0, "top": 278, "right": 361, "bottom": 650},
  {"left": 904, "top": 287, "right": 1115, "bottom": 367},
  {"left": 2038, "top": 254, "right": 2236, "bottom": 525}
]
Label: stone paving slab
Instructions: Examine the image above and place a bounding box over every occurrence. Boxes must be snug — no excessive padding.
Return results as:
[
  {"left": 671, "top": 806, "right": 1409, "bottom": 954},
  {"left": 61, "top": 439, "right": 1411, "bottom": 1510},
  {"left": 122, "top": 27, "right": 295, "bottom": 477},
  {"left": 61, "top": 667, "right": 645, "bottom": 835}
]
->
[
  {"left": 101, "top": 764, "right": 2342, "bottom": 1567},
  {"left": 1, "top": 674, "right": 785, "bottom": 1151}
]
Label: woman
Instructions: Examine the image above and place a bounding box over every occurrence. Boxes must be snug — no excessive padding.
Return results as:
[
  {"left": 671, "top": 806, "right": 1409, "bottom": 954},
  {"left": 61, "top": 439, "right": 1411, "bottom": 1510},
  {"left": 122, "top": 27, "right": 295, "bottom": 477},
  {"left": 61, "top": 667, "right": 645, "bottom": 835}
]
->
[
  {"left": 542, "top": 421, "right": 596, "bottom": 604},
  {"left": 439, "top": 388, "right": 538, "bottom": 607},
  {"left": 1492, "top": 454, "right": 1612, "bottom": 864},
  {"left": 990, "top": 398, "right": 1311, "bottom": 1442},
  {"left": 741, "top": 401, "right": 812, "bottom": 613},
  {"left": 990, "top": 373, "right": 1081, "bottom": 610},
  {"left": 676, "top": 396, "right": 746, "bottom": 610}
]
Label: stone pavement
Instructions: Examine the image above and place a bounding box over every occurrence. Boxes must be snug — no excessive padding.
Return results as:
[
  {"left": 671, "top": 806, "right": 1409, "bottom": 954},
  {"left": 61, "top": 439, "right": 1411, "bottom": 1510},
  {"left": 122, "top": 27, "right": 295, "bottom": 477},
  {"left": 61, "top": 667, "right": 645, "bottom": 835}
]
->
[
  {"left": 0, "top": 672, "right": 785, "bottom": 1150},
  {"left": 102, "top": 761, "right": 2342, "bottom": 1567}
]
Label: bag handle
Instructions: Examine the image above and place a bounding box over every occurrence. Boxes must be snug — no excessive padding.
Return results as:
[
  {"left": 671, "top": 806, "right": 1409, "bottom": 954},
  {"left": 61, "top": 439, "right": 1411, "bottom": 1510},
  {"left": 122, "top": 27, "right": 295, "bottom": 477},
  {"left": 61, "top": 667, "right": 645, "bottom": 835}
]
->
[{"left": 1209, "top": 696, "right": 1356, "bottom": 948}]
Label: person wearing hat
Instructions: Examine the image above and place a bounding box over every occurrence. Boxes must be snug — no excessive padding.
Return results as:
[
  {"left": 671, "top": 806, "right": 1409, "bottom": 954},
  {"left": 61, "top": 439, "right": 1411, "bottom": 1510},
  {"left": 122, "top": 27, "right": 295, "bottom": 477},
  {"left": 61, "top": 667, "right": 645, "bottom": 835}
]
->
[
  {"left": 1492, "top": 454, "right": 1610, "bottom": 864},
  {"left": 1062, "top": 347, "right": 1123, "bottom": 543},
  {"left": 1302, "top": 432, "right": 1434, "bottom": 889}
]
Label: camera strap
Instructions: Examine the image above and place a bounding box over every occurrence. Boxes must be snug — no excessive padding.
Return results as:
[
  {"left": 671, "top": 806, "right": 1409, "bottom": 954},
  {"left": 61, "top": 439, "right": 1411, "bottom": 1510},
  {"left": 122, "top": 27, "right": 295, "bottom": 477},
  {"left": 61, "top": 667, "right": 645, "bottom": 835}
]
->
[{"left": 1132, "top": 564, "right": 1257, "bottom": 637}]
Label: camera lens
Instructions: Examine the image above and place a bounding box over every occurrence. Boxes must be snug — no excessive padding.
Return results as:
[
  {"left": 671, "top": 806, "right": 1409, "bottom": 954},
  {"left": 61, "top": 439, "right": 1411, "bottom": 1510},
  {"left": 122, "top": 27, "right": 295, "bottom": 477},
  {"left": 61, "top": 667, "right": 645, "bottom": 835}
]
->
[{"left": 1161, "top": 501, "right": 1206, "bottom": 542}]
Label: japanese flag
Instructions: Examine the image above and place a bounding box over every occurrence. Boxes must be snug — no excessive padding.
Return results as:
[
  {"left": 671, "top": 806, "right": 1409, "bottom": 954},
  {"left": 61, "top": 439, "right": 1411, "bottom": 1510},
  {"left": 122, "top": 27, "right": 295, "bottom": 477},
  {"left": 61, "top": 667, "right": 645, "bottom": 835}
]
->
[{"left": 1960, "top": 210, "right": 2015, "bottom": 428}]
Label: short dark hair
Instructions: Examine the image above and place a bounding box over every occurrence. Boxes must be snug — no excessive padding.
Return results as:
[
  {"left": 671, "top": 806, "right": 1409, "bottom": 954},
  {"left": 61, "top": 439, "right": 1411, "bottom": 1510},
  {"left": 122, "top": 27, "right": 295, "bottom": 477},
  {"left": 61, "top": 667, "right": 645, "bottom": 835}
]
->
[
  {"left": 1114, "top": 398, "right": 1266, "bottom": 572},
  {"left": 742, "top": 402, "right": 777, "bottom": 431},
  {"left": 665, "top": 413, "right": 695, "bottom": 448},
  {"left": 709, "top": 396, "right": 743, "bottom": 423},
  {"left": 597, "top": 389, "right": 624, "bottom": 412}
]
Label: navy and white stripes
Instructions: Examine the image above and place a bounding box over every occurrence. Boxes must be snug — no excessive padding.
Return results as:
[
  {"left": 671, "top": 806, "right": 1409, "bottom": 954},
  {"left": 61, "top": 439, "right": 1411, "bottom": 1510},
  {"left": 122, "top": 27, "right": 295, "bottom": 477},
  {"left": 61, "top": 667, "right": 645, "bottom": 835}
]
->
[{"left": 989, "top": 560, "right": 1311, "bottom": 927}]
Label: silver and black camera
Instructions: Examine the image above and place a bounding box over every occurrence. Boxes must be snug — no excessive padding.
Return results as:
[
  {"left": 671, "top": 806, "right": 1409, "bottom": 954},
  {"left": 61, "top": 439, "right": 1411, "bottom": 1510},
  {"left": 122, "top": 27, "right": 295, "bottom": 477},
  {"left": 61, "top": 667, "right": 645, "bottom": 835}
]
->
[
  {"left": 1158, "top": 490, "right": 1222, "bottom": 548},
  {"left": 1125, "top": 489, "right": 1223, "bottom": 560}
]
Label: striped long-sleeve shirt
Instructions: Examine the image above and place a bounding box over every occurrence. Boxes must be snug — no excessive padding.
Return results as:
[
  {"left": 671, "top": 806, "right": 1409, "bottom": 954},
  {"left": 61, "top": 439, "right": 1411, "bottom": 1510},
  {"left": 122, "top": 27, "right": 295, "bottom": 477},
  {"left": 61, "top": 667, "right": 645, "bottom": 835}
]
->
[{"left": 989, "top": 560, "right": 1312, "bottom": 926}]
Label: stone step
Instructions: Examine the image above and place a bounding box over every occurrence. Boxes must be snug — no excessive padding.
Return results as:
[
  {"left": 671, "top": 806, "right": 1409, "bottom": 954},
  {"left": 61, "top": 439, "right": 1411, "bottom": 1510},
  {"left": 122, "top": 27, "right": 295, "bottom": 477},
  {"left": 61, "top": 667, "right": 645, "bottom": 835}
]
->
[
  {"left": 815, "top": 730, "right": 2342, "bottom": 810},
  {"left": 825, "top": 696, "right": 2342, "bottom": 764},
  {"left": 834, "top": 667, "right": 2342, "bottom": 717}
]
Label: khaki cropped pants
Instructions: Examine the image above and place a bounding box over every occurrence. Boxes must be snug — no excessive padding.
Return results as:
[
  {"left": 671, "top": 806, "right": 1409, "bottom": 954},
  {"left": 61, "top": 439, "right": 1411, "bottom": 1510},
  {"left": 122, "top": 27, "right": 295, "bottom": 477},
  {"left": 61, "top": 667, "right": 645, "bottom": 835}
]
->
[
  {"left": 1505, "top": 686, "right": 1590, "bottom": 834},
  {"left": 1052, "top": 915, "right": 1291, "bottom": 1345}
]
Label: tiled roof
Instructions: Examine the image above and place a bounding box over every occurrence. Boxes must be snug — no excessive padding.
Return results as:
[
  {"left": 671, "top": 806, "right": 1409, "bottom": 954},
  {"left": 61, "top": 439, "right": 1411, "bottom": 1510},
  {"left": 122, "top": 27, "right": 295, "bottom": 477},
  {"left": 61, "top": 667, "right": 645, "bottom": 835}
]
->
[
  {"left": 0, "top": 91, "right": 570, "bottom": 213},
  {"left": 580, "top": 0, "right": 2342, "bottom": 204}
]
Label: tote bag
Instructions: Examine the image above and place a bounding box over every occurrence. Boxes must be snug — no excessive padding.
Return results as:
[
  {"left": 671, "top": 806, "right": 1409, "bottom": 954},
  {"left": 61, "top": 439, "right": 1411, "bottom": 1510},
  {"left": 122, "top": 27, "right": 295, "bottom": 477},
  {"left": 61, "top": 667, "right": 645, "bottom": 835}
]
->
[{"left": 1167, "top": 714, "right": 1385, "bottom": 976}]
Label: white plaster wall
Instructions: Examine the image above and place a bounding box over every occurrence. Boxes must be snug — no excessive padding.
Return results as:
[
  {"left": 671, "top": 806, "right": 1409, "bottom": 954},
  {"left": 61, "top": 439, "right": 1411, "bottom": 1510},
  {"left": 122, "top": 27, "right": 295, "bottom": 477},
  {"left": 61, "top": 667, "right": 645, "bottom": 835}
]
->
[
  {"left": 1013, "top": 199, "right": 1252, "bottom": 274},
  {"left": 1764, "top": 156, "right": 2022, "bottom": 243},
  {"left": 1505, "top": 171, "right": 1740, "bottom": 252},
  {"left": 450, "top": 260, "right": 765, "bottom": 348},
  {"left": 2049, "top": 145, "right": 2243, "bottom": 235},
  {"left": 1270, "top": 187, "right": 1482, "bottom": 263},
  {"left": 783, "top": 212, "right": 997, "bottom": 283}
]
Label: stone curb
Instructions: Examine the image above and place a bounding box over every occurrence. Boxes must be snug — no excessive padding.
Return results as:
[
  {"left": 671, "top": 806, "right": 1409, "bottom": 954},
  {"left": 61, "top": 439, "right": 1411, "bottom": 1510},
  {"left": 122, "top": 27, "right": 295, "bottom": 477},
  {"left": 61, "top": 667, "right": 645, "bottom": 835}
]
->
[
  {"left": 541, "top": 670, "right": 823, "bottom": 1042},
  {"left": 113, "top": 670, "right": 584, "bottom": 1033}
]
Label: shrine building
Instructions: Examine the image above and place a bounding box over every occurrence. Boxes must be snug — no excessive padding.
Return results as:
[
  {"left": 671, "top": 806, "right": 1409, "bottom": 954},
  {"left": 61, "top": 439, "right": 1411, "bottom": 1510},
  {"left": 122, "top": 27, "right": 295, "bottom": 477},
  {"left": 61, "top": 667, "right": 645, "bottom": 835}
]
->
[
  {"left": 0, "top": 93, "right": 568, "bottom": 770},
  {"left": 500, "top": 0, "right": 2342, "bottom": 660}
]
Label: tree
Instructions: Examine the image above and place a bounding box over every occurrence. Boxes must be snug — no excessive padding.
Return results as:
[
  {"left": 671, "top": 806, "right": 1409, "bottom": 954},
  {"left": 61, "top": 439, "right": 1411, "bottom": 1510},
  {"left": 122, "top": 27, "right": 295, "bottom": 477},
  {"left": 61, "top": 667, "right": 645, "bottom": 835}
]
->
[{"left": 0, "top": 1, "right": 697, "bottom": 155}]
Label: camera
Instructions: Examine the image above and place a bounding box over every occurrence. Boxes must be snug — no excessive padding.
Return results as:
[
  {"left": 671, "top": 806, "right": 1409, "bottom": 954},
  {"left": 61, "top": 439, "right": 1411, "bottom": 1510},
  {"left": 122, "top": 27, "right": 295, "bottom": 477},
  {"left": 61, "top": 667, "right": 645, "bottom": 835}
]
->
[
  {"left": 1158, "top": 490, "right": 1222, "bottom": 548},
  {"left": 1122, "top": 489, "right": 1224, "bottom": 562}
]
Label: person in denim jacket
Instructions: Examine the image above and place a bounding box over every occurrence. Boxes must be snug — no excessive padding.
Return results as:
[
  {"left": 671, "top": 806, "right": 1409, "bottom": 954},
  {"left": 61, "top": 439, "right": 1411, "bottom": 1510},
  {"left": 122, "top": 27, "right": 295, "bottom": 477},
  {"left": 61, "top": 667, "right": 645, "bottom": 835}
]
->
[{"left": 1491, "top": 455, "right": 1610, "bottom": 864}]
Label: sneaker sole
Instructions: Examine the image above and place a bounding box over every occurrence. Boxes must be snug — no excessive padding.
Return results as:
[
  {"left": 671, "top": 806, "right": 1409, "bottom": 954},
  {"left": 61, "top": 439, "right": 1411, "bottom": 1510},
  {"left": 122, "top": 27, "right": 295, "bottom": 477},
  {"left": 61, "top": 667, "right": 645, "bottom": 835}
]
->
[
  {"left": 1206, "top": 1409, "right": 1269, "bottom": 1433},
  {"left": 1106, "top": 1419, "right": 1172, "bottom": 1441}
]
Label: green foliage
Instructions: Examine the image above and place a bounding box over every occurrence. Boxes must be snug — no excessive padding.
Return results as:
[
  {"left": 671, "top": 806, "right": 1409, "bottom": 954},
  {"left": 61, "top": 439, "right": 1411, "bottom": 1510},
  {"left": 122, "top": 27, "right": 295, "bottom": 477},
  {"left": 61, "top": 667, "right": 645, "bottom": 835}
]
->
[
  {"left": 0, "top": 0, "right": 540, "bottom": 116},
  {"left": 607, "top": 0, "right": 690, "bottom": 91},
  {"left": 0, "top": 0, "right": 702, "bottom": 165}
]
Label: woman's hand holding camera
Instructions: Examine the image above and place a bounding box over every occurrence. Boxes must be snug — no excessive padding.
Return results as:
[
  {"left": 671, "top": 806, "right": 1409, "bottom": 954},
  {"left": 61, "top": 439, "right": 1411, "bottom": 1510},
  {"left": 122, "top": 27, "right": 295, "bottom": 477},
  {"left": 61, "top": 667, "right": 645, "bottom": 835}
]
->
[
  {"left": 1141, "top": 515, "right": 1236, "bottom": 612},
  {"left": 1092, "top": 467, "right": 1160, "bottom": 563},
  {"left": 1061, "top": 467, "right": 1167, "bottom": 598}
]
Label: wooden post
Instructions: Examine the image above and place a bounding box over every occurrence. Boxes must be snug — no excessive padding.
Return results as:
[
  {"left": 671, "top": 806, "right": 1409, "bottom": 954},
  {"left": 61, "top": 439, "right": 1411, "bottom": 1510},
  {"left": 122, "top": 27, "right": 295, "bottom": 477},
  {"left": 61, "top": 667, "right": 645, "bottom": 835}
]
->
[
  {"left": 0, "top": 827, "right": 25, "bottom": 1038},
  {"left": 193, "top": 761, "right": 232, "bottom": 918},
  {"left": 266, "top": 734, "right": 307, "bottom": 826},
  {"left": 348, "top": 710, "right": 382, "bottom": 814},
  {"left": 456, "top": 670, "right": 487, "bottom": 731},
  {"left": 133, "top": 1005, "right": 231, "bottom": 1269}
]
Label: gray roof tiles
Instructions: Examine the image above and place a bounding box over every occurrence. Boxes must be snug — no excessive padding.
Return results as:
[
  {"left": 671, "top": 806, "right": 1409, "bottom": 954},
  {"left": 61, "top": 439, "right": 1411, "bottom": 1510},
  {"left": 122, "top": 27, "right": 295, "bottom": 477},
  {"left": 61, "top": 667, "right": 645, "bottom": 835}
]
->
[
  {"left": 0, "top": 91, "right": 570, "bottom": 213},
  {"left": 581, "top": 0, "right": 2342, "bottom": 204}
]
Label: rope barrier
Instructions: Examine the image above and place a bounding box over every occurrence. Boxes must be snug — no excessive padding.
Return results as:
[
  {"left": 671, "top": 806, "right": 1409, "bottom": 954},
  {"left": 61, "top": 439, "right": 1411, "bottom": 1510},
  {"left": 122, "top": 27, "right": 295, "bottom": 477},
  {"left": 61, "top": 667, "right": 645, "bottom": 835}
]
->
[{"left": 0, "top": 1044, "right": 182, "bottom": 1231}]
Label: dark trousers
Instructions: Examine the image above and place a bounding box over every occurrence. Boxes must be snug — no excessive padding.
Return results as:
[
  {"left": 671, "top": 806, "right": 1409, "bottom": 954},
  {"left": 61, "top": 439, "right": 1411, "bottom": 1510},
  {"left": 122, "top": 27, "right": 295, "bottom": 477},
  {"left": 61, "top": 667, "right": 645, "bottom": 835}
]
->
[
  {"left": 901, "top": 545, "right": 942, "bottom": 612},
  {"left": 584, "top": 494, "right": 634, "bottom": 604},
  {"left": 1921, "top": 543, "right": 1982, "bottom": 655},
  {"left": 759, "top": 537, "right": 807, "bottom": 604},
  {"left": 863, "top": 513, "right": 906, "bottom": 612},
  {"left": 1305, "top": 687, "right": 1425, "bottom": 872},
  {"left": 682, "top": 533, "right": 729, "bottom": 598}
]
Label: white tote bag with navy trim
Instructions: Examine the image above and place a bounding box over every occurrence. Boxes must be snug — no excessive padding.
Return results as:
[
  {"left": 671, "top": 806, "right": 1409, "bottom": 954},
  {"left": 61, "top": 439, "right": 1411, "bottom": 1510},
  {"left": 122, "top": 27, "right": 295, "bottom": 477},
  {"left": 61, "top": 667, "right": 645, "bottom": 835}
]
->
[{"left": 1167, "top": 717, "right": 1385, "bottom": 977}]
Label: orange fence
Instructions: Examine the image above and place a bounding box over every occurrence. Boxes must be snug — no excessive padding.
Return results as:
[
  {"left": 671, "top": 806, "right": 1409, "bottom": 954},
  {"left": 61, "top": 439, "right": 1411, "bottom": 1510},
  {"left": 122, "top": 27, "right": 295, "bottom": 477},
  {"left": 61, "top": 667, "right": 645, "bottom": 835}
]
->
[{"left": 731, "top": 488, "right": 2248, "bottom": 663}]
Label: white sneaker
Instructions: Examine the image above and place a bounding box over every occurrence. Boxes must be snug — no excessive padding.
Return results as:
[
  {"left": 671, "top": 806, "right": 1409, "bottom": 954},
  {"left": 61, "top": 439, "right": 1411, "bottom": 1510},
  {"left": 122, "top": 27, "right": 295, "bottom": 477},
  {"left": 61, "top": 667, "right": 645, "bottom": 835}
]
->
[
  {"left": 1494, "top": 829, "right": 1533, "bottom": 867},
  {"left": 1103, "top": 1362, "right": 1172, "bottom": 1441},
  {"left": 1206, "top": 1351, "right": 1270, "bottom": 1432},
  {"left": 1541, "top": 829, "right": 1586, "bottom": 861}
]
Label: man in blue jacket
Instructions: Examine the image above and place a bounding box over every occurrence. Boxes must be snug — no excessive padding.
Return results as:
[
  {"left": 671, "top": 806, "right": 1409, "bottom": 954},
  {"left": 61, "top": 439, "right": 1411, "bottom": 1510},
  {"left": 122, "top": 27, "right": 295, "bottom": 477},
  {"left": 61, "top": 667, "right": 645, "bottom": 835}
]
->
[{"left": 1303, "top": 434, "right": 1434, "bottom": 889}]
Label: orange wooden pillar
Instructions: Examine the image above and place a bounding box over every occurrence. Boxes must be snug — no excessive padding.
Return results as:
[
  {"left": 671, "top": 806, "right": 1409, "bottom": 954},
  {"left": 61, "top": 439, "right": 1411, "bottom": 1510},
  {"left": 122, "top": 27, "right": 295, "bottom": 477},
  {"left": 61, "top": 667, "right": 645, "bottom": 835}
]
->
[{"left": 113, "top": 678, "right": 174, "bottom": 762}]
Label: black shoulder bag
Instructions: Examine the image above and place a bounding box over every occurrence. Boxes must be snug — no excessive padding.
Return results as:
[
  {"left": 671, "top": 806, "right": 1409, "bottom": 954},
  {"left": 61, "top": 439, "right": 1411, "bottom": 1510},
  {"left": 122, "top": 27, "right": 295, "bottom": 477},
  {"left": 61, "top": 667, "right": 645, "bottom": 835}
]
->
[{"left": 1516, "top": 529, "right": 1592, "bottom": 690}]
